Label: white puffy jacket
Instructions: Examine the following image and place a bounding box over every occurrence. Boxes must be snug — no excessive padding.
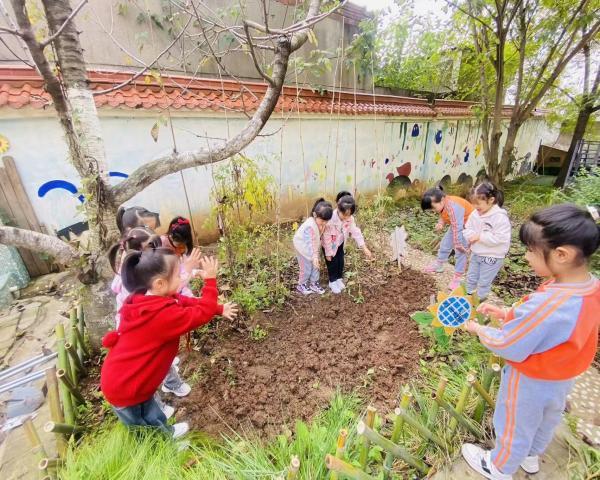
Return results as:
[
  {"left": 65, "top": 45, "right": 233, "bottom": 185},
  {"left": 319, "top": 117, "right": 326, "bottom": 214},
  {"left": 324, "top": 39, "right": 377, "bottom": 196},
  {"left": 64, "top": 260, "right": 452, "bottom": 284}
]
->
[{"left": 463, "top": 205, "right": 511, "bottom": 258}]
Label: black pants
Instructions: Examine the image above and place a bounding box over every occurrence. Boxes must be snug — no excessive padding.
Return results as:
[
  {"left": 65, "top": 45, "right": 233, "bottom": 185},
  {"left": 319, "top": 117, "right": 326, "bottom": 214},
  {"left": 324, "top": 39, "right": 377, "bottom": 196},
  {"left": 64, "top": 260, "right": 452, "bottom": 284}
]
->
[{"left": 323, "top": 242, "right": 344, "bottom": 283}]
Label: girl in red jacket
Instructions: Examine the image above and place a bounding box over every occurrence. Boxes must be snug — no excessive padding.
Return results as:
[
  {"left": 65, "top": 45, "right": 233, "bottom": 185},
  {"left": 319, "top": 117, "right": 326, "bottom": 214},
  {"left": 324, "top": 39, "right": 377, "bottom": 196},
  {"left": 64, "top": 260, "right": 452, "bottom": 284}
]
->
[{"left": 100, "top": 248, "right": 237, "bottom": 438}]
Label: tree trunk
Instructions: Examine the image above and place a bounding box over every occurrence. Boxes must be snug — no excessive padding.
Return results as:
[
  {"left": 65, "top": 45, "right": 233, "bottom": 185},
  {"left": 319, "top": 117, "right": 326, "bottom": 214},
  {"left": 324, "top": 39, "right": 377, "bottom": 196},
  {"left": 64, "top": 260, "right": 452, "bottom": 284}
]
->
[
  {"left": 554, "top": 106, "right": 592, "bottom": 187},
  {"left": 498, "top": 122, "right": 520, "bottom": 183}
]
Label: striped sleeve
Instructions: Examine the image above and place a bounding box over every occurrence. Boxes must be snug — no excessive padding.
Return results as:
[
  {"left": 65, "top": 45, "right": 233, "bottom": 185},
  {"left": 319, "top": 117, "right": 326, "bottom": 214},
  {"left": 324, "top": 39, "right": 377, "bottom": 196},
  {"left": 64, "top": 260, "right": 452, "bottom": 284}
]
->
[{"left": 446, "top": 201, "right": 465, "bottom": 248}]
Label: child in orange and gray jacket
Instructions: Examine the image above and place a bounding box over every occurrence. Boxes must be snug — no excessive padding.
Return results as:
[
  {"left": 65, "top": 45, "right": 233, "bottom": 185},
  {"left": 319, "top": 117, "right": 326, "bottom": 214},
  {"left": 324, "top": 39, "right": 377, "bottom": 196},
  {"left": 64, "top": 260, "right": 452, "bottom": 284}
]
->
[{"left": 462, "top": 204, "right": 599, "bottom": 480}]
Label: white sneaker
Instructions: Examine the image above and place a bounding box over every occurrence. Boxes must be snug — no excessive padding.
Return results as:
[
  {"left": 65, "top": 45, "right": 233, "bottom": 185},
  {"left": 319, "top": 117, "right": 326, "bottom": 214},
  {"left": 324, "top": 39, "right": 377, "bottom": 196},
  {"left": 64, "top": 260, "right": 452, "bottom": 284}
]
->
[
  {"left": 172, "top": 422, "right": 189, "bottom": 439},
  {"left": 520, "top": 455, "right": 539, "bottom": 474},
  {"left": 335, "top": 279, "right": 346, "bottom": 290},
  {"left": 461, "top": 444, "right": 513, "bottom": 479},
  {"left": 172, "top": 357, "right": 180, "bottom": 367},
  {"left": 329, "top": 281, "right": 342, "bottom": 294},
  {"left": 309, "top": 283, "right": 326, "bottom": 295},
  {"left": 162, "top": 404, "right": 175, "bottom": 420},
  {"left": 162, "top": 382, "right": 192, "bottom": 397}
]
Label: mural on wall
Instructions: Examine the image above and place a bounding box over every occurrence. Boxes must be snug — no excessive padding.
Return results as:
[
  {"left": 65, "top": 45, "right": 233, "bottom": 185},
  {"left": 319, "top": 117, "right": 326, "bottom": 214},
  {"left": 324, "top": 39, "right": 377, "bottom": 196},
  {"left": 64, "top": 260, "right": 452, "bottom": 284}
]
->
[
  {"left": 0, "top": 134, "right": 10, "bottom": 154},
  {"left": 37, "top": 171, "right": 129, "bottom": 203}
]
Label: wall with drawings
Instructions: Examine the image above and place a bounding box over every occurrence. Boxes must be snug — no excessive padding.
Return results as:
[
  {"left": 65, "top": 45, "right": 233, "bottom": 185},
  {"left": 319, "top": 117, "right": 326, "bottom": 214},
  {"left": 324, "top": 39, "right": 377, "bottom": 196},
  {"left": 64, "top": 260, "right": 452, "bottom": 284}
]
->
[{"left": 0, "top": 110, "right": 555, "bottom": 238}]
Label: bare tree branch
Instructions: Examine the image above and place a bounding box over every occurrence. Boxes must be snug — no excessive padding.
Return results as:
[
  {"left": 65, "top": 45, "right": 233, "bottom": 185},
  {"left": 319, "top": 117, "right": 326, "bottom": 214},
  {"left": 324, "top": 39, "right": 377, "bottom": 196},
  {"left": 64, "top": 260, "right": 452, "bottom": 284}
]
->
[
  {"left": 39, "top": 0, "right": 87, "bottom": 48},
  {"left": 0, "top": 226, "right": 79, "bottom": 264},
  {"left": 243, "top": 21, "right": 274, "bottom": 86}
]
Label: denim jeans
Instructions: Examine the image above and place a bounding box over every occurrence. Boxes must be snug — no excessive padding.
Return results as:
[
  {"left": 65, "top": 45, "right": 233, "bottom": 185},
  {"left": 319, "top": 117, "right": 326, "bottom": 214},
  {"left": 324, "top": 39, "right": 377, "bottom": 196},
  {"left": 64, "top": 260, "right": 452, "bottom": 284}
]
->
[{"left": 113, "top": 396, "right": 173, "bottom": 434}]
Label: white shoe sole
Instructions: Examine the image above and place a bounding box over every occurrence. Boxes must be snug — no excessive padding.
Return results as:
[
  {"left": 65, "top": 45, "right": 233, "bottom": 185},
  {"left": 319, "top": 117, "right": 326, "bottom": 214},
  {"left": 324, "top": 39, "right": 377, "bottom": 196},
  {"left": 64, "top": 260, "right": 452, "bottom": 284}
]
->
[{"left": 161, "top": 385, "right": 191, "bottom": 397}]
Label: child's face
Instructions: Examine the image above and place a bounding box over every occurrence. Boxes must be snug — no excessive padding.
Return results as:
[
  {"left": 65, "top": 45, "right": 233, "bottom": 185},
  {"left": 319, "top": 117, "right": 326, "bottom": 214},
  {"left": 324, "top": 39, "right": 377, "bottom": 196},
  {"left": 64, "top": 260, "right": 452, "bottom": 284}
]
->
[
  {"left": 338, "top": 209, "right": 352, "bottom": 220},
  {"left": 472, "top": 196, "right": 494, "bottom": 215},
  {"left": 315, "top": 217, "right": 329, "bottom": 227},
  {"left": 431, "top": 200, "right": 444, "bottom": 213},
  {"left": 149, "top": 261, "right": 180, "bottom": 295}
]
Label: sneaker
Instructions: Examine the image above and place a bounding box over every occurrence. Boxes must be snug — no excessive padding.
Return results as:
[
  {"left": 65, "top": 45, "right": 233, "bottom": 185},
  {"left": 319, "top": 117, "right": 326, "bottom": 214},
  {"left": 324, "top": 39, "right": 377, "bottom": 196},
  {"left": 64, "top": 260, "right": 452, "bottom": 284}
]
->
[
  {"left": 461, "top": 444, "right": 513, "bottom": 480},
  {"left": 296, "top": 284, "right": 312, "bottom": 295},
  {"left": 520, "top": 455, "right": 539, "bottom": 474},
  {"left": 162, "top": 382, "right": 192, "bottom": 397},
  {"left": 162, "top": 404, "right": 175, "bottom": 420},
  {"left": 172, "top": 422, "right": 189, "bottom": 439},
  {"left": 335, "top": 279, "right": 346, "bottom": 290},
  {"left": 424, "top": 261, "right": 444, "bottom": 274},
  {"left": 329, "top": 281, "right": 342, "bottom": 294},
  {"left": 309, "top": 283, "right": 325, "bottom": 294},
  {"left": 448, "top": 273, "right": 464, "bottom": 291},
  {"left": 172, "top": 357, "right": 180, "bottom": 367}
]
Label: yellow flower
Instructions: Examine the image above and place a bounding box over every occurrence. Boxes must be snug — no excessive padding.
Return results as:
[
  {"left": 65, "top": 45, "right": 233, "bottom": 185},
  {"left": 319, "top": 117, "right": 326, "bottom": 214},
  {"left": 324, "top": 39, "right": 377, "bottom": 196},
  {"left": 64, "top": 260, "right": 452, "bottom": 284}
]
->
[
  {"left": 292, "top": 222, "right": 299, "bottom": 231},
  {"left": 0, "top": 135, "right": 10, "bottom": 154}
]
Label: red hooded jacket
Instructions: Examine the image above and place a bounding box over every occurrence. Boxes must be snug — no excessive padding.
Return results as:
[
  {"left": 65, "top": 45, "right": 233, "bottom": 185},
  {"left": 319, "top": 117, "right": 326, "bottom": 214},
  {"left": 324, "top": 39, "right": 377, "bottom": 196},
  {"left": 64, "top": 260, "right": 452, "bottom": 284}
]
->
[{"left": 100, "top": 278, "right": 223, "bottom": 407}]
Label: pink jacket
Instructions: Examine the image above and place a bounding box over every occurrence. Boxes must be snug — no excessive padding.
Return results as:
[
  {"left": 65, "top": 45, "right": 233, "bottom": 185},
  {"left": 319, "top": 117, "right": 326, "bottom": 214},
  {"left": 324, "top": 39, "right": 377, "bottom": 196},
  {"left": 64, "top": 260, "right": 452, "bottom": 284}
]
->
[{"left": 322, "top": 209, "right": 365, "bottom": 257}]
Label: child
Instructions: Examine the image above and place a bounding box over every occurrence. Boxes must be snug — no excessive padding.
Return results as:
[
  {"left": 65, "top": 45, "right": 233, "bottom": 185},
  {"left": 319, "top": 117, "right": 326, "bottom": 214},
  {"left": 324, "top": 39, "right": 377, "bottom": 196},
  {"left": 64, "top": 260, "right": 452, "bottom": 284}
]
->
[
  {"left": 293, "top": 198, "right": 333, "bottom": 295},
  {"left": 421, "top": 187, "right": 474, "bottom": 290},
  {"left": 161, "top": 216, "right": 195, "bottom": 297},
  {"left": 101, "top": 250, "right": 237, "bottom": 438},
  {"left": 462, "top": 204, "right": 599, "bottom": 480},
  {"left": 322, "top": 191, "right": 372, "bottom": 294},
  {"left": 116, "top": 206, "right": 161, "bottom": 234},
  {"left": 463, "top": 181, "right": 511, "bottom": 300}
]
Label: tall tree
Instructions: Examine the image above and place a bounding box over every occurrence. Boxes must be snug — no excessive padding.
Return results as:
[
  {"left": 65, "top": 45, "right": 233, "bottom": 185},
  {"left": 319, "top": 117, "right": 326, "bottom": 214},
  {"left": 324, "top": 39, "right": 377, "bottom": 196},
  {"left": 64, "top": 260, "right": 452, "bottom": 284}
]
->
[{"left": 0, "top": 0, "right": 341, "bottom": 342}]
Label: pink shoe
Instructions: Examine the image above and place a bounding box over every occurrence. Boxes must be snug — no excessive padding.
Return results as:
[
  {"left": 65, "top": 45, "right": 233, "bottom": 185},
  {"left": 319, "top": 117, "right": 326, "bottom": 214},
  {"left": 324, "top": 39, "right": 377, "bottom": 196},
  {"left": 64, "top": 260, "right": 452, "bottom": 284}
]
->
[
  {"left": 448, "top": 273, "right": 464, "bottom": 291},
  {"left": 424, "top": 261, "right": 444, "bottom": 274}
]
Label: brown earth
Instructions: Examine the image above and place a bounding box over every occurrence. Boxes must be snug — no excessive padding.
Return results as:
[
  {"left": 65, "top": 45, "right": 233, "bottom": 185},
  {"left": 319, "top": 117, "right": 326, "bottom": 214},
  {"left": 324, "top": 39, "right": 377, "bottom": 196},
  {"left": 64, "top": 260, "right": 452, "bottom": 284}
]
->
[{"left": 172, "top": 267, "right": 435, "bottom": 437}]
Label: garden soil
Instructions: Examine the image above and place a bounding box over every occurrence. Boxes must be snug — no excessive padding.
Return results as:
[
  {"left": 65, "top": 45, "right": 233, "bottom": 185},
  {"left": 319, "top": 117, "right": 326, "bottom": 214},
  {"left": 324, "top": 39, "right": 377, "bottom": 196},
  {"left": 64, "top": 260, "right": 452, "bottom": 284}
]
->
[{"left": 174, "top": 267, "right": 435, "bottom": 437}]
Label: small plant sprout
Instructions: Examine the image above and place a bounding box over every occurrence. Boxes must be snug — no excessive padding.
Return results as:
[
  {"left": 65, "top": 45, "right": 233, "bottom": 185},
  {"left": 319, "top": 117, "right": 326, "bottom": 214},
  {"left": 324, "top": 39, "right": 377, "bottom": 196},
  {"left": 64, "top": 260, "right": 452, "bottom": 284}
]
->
[{"left": 250, "top": 324, "right": 268, "bottom": 341}]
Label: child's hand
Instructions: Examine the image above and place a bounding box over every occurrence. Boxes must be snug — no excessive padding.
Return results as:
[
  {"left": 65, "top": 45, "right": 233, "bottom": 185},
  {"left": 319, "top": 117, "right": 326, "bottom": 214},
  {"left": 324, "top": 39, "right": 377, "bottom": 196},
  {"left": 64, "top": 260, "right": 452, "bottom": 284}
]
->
[
  {"left": 221, "top": 302, "right": 238, "bottom": 320},
  {"left": 363, "top": 246, "right": 373, "bottom": 259},
  {"left": 455, "top": 244, "right": 467, "bottom": 253},
  {"left": 465, "top": 320, "right": 481, "bottom": 334},
  {"left": 313, "top": 258, "right": 320, "bottom": 269},
  {"left": 183, "top": 247, "right": 202, "bottom": 274},
  {"left": 198, "top": 256, "right": 219, "bottom": 279},
  {"left": 477, "top": 303, "right": 507, "bottom": 320},
  {"left": 326, "top": 256, "right": 333, "bottom": 262},
  {"left": 435, "top": 222, "right": 444, "bottom": 232}
]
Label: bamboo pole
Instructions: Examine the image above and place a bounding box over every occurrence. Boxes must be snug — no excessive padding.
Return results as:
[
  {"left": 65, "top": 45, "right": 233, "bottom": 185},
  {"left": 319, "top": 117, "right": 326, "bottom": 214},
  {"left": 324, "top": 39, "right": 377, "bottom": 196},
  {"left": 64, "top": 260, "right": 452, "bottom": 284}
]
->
[
  {"left": 45, "top": 367, "right": 67, "bottom": 458},
  {"left": 56, "top": 324, "right": 74, "bottom": 383},
  {"left": 325, "top": 455, "right": 376, "bottom": 480},
  {"left": 432, "top": 394, "right": 482, "bottom": 437},
  {"left": 65, "top": 342, "right": 87, "bottom": 377},
  {"left": 428, "top": 377, "right": 448, "bottom": 428},
  {"left": 394, "top": 407, "right": 446, "bottom": 448},
  {"left": 467, "top": 373, "right": 495, "bottom": 408},
  {"left": 39, "top": 458, "right": 62, "bottom": 470},
  {"left": 286, "top": 456, "right": 300, "bottom": 480},
  {"left": 330, "top": 429, "right": 348, "bottom": 480},
  {"left": 23, "top": 418, "right": 48, "bottom": 461},
  {"left": 473, "top": 363, "right": 501, "bottom": 423},
  {"left": 73, "top": 324, "right": 90, "bottom": 359},
  {"left": 383, "top": 391, "right": 412, "bottom": 479},
  {"left": 69, "top": 309, "right": 78, "bottom": 353},
  {"left": 44, "top": 421, "right": 82, "bottom": 436},
  {"left": 449, "top": 381, "right": 472, "bottom": 433},
  {"left": 57, "top": 368, "right": 85, "bottom": 406},
  {"left": 359, "top": 406, "right": 377, "bottom": 470},
  {"left": 76, "top": 304, "right": 86, "bottom": 360}
]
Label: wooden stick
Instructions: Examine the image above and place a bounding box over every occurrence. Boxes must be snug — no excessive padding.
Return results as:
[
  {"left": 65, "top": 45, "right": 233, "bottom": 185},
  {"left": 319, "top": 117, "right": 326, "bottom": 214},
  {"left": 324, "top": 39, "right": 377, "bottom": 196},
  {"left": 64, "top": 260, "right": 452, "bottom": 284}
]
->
[
  {"left": 45, "top": 367, "right": 67, "bottom": 458},
  {"left": 357, "top": 421, "right": 429, "bottom": 475},
  {"left": 449, "top": 381, "right": 472, "bottom": 433},
  {"left": 394, "top": 407, "right": 446, "bottom": 448},
  {"left": 286, "top": 455, "right": 300, "bottom": 480},
  {"left": 428, "top": 377, "right": 448, "bottom": 428},
  {"left": 432, "top": 394, "right": 482, "bottom": 437},
  {"left": 44, "top": 421, "right": 82, "bottom": 436},
  {"left": 325, "top": 454, "right": 376, "bottom": 480},
  {"left": 467, "top": 373, "right": 495, "bottom": 408},
  {"left": 359, "top": 406, "right": 377, "bottom": 470},
  {"left": 65, "top": 342, "right": 87, "bottom": 377},
  {"left": 383, "top": 391, "right": 412, "bottom": 479},
  {"left": 330, "top": 429, "right": 348, "bottom": 480},
  {"left": 57, "top": 368, "right": 85, "bottom": 406}
]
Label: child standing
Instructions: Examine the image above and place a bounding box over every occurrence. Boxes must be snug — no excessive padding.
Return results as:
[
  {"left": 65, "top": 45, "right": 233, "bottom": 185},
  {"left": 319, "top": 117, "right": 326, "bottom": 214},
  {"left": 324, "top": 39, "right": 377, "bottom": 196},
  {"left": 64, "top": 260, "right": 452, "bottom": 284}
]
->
[
  {"left": 293, "top": 198, "right": 333, "bottom": 295},
  {"left": 463, "top": 181, "right": 511, "bottom": 300},
  {"left": 322, "top": 191, "right": 372, "bottom": 294},
  {"left": 101, "top": 250, "right": 237, "bottom": 438},
  {"left": 161, "top": 216, "right": 196, "bottom": 297},
  {"left": 421, "top": 187, "right": 474, "bottom": 290},
  {"left": 116, "top": 206, "right": 161, "bottom": 234},
  {"left": 462, "top": 204, "right": 599, "bottom": 480}
]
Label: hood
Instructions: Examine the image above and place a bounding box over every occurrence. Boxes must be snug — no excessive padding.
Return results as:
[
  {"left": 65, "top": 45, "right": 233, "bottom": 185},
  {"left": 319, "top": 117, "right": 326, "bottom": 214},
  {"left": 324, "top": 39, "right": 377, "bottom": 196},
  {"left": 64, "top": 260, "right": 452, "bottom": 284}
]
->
[{"left": 118, "top": 294, "right": 175, "bottom": 333}]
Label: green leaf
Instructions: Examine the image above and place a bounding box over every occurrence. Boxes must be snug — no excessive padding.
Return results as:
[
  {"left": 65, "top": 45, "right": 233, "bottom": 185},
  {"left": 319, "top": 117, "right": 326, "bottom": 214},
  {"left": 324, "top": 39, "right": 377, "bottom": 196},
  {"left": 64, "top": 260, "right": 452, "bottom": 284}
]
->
[
  {"left": 411, "top": 311, "right": 434, "bottom": 325},
  {"left": 433, "top": 327, "right": 450, "bottom": 349}
]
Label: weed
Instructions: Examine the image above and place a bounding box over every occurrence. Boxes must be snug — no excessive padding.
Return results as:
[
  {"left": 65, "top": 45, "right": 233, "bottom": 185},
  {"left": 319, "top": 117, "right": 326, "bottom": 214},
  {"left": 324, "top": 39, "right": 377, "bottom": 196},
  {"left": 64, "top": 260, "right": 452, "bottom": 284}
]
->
[{"left": 249, "top": 324, "right": 268, "bottom": 341}]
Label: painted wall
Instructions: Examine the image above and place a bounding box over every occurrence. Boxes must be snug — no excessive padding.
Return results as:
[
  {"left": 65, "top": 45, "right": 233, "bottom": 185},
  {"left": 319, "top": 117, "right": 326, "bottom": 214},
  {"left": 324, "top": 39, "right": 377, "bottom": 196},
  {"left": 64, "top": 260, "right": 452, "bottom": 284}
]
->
[{"left": 0, "top": 110, "right": 555, "bottom": 239}]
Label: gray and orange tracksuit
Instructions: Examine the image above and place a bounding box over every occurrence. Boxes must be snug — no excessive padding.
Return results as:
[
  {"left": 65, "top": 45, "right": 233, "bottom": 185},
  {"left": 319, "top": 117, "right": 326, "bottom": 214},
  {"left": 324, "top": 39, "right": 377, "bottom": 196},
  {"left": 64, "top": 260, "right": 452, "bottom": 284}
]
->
[{"left": 438, "top": 196, "right": 474, "bottom": 274}]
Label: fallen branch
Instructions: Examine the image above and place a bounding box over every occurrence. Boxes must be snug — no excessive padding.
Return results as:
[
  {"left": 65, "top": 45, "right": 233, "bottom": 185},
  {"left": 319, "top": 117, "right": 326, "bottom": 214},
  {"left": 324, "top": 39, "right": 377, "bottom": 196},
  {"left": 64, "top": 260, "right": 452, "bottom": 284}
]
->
[{"left": 0, "top": 226, "right": 79, "bottom": 264}]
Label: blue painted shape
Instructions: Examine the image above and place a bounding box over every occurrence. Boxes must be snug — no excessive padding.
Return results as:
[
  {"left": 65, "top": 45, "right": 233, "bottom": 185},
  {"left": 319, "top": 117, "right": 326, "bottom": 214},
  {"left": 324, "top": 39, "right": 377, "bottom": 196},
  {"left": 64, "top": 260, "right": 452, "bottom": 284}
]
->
[
  {"left": 437, "top": 296, "right": 471, "bottom": 328},
  {"left": 109, "top": 171, "right": 129, "bottom": 179},
  {"left": 463, "top": 147, "right": 470, "bottom": 163},
  {"left": 384, "top": 158, "right": 390, "bottom": 165},
  {"left": 38, "top": 180, "right": 84, "bottom": 203},
  {"left": 411, "top": 124, "right": 420, "bottom": 137},
  {"left": 435, "top": 130, "right": 443, "bottom": 144}
]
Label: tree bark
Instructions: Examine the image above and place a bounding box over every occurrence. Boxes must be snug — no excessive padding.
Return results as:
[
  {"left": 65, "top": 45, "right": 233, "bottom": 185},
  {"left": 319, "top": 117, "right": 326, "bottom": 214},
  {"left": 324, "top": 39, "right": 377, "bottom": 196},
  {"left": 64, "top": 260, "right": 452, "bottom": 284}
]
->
[{"left": 554, "top": 106, "right": 592, "bottom": 187}]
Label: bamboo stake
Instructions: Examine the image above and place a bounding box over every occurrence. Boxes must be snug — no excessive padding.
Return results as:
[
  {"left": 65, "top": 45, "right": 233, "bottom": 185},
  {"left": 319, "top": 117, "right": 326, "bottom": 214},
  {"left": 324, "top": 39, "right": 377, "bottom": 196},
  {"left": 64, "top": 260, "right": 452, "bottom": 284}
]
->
[
  {"left": 73, "top": 324, "right": 90, "bottom": 359},
  {"left": 432, "top": 394, "right": 482, "bottom": 437},
  {"left": 286, "top": 456, "right": 300, "bottom": 480},
  {"left": 56, "top": 324, "right": 74, "bottom": 384},
  {"left": 77, "top": 304, "right": 86, "bottom": 359},
  {"left": 44, "top": 421, "right": 82, "bottom": 436},
  {"left": 467, "top": 373, "right": 495, "bottom": 408},
  {"left": 449, "top": 381, "right": 472, "bottom": 433},
  {"left": 428, "top": 377, "right": 448, "bottom": 428},
  {"left": 473, "top": 363, "right": 501, "bottom": 423},
  {"left": 65, "top": 342, "right": 86, "bottom": 377},
  {"left": 325, "top": 454, "right": 376, "bottom": 480},
  {"left": 45, "top": 368, "right": 67, "bottom": 458},
  {"left": 69, "top": 309, "right": 78, "bottom": 354},
  {"left": 39, "top": 458, "right": 62, "bottom": 470},
  {"left": 394, "top": 407, "right": 446, "bottom": 448},
  {"left": 357, "top": 421, "right": 429, "bottom": 475},
  {"left": 23, "top": 418, "right": 48, "bottom": 461},
  {"left": 383, "top": 390, "right": 412, "bottom": 479},
  {"left": 57, "top": 368, "right": 85, "bottom": 406},
  {"left": 330, "top": 429, "right": 348, "bottom": 480},
  {"left": 359, "top": 406, "right": 377, "bottom": 470}
]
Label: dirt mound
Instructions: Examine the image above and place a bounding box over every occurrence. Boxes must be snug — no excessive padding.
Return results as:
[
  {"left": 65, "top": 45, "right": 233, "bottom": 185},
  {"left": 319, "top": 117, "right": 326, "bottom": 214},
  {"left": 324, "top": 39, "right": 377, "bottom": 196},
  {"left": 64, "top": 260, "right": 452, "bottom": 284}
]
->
[{"left": 175, "top": 268, "right": 435, "bottom": 437}]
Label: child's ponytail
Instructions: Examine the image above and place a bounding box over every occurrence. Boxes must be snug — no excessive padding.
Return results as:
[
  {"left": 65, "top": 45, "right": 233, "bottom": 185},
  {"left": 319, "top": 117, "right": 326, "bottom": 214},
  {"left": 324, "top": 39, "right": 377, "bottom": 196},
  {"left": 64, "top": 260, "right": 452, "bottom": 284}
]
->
[
  {"left": 107, "top": 227, "right": 162, "bottom": 273},
  {"left": 311, "top": 198, "right": 333, "bottom": 221},
  {"left": 472, "top": 181, "right": 504, "bottom": 207},
  {"left": 121, "top": 248, "right": 178, "bottom": 293}
]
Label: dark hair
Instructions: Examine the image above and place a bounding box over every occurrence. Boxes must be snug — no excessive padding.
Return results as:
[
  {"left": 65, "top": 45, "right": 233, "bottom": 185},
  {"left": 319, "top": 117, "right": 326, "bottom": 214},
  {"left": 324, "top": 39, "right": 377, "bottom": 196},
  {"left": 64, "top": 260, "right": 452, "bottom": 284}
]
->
[
  {"left": 121, "top": 248, "right": 178, "bottom": 294},
  {"left": 311, "top": 198, "right": 333, "bottom": 221},
  {"left": 116, "top": 206, "right": 161, "bottom": 234},
  {"left": 336, "top": 191, "right": 356, "bottom": 215},
  {"left": 107, "top": 227, "right": 161, "bottom": 273},
  {"left": 421, "top": 187, "right": 446, "bottom": 211},
  {"left": 471, "top": 181, "right": 504, "bottom": 207},
  {"left": 519, "top": 204, "right": 600, "bottom": 263},
  {"left": 167, "top": 216, "right": 193, "bottom": 255}
]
